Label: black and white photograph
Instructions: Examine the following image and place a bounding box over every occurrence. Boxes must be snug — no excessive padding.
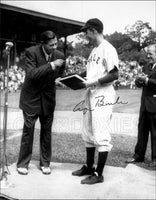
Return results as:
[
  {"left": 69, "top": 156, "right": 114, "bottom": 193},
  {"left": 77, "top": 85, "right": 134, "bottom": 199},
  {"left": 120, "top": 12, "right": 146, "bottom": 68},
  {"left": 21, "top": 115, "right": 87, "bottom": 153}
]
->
[{"left": 0, "top": 1, "right": 156, "bottom": 199}]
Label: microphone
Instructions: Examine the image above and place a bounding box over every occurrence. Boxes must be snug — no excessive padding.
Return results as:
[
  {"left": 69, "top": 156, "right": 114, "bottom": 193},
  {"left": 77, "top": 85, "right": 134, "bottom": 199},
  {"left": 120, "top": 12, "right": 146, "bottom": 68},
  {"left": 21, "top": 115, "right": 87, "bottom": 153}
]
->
[{"left": 5, "top": 42, "right": 13, "bottom": 50}]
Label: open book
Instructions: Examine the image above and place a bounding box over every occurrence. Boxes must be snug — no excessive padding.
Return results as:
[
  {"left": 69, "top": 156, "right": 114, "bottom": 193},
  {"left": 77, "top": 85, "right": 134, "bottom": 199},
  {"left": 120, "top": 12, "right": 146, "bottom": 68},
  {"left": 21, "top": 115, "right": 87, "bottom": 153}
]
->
[{"left": 59, "top": 74, "right": 86, "bottom": 90}]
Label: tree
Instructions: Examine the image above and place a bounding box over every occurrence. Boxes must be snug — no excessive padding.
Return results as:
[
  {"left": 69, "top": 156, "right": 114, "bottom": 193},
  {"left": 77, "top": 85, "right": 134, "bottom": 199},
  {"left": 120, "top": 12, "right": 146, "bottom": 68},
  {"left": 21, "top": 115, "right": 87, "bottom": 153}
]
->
[
  {"left": 72, "top": 42, "right": 92, "bottom": 58},
  {"left": 67, "top": 33, "right": 93, "bottom": 58},
  {"left": 142, "top": 30, "right": 156, "bottom": 48},
  {"left": 105, "top": 31, "right": 138, "bottom": 54},
  {"left": 105, "top": 32, "right": 141, "bottom": 61},
  {"left": 125, "top": 20, "right": 155, "bottom": 51},
  {"left": 64, "top": 20, "right": 155, "bottom": 63}
]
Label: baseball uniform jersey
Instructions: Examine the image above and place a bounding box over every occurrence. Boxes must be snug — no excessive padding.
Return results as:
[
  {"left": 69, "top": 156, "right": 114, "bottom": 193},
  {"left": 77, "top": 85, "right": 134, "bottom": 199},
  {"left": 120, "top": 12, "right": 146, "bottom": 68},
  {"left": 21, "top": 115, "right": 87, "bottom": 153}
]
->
[{"left": 82, "top": 39, "right": 119, "bottom": 152}]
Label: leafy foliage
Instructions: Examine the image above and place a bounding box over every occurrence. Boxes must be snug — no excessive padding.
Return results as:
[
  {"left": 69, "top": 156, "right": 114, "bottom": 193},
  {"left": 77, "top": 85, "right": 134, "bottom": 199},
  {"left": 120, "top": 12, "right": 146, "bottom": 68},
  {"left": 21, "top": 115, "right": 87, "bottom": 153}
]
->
[
  {"left": 125, "top": 20, "right": 155, "bottom": 51},
  {"left": 64, "top": 20, "right": 156, "bottom": 63}
]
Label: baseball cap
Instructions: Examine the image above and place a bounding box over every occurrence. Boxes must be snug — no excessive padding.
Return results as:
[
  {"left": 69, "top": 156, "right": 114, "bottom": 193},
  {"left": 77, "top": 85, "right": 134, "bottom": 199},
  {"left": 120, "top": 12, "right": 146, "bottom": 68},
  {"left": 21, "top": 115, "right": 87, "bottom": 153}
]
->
[{"left": 81, "top": 18, "right": 103, "bottom": 33}]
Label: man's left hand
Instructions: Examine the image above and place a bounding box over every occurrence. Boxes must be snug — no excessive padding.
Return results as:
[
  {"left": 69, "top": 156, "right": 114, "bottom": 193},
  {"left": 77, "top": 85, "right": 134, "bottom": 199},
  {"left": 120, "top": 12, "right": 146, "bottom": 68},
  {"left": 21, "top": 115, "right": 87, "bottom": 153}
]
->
[
  {"left": 55, "top": 77, "right": 66, "bottom": 88},
  {"left": 135, "top": 75, "right": 148, "bottom": 87}
]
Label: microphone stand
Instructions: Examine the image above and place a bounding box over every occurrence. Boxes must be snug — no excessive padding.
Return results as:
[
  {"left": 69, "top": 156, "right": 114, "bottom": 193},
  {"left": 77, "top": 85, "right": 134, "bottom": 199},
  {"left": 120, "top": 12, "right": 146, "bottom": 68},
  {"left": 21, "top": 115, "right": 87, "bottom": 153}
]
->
[{"left": 0, "top": 43, "right": 14, "bottom": 190}]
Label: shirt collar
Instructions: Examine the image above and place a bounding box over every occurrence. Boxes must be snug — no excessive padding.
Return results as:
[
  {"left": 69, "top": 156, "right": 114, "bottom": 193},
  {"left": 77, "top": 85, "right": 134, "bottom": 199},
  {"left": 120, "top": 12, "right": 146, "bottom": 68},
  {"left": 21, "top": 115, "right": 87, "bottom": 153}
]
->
[
  {"left": 152, "top": 63, "right": 156, "bottom": 70},
  {"left": 42, "top": 46, "right": 51, "bottom": 62}
]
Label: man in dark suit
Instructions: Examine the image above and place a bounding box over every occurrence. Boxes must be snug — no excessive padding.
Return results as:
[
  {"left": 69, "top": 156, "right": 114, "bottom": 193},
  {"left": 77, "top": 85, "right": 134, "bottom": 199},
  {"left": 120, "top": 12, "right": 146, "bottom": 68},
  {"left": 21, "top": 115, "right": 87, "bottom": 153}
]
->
[
  {"left": 17, "top": 31, "right": 65, "bottom": 175},
  {"left": 126, "top": 44, "right": 156, "bottom": 169}
]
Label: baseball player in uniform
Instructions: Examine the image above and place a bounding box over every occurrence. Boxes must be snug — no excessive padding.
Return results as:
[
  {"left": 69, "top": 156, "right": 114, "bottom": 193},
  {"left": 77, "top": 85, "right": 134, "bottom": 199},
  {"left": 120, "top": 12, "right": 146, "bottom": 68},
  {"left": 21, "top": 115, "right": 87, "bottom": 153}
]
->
[{"left": 72, "top": 18, "right": 119, "bottom": 184}]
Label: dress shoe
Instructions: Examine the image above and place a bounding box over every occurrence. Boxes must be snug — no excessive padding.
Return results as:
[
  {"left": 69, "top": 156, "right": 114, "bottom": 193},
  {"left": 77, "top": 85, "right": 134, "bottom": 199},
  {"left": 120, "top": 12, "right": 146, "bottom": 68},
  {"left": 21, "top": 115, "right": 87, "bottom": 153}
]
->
[
  {"left": 17, "top": 167, "right": 28, "bottom": 175},
  {"left": 40, "top": 166, "right": 51, "bottom": 175},
  {"left": 81, "top": 172, "right": 104, "bottom": 184},
  {"left": 72, "top": 165, "right": 95, "bottom": 176},
  {"left": 125, "top": 157, "right": 144, "bottom": 163}
]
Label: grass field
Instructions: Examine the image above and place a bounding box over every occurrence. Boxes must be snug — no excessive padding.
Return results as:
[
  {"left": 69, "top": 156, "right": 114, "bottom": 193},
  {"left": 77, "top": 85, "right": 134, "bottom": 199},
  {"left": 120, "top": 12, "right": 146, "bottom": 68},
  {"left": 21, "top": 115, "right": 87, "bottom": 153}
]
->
[
  {"left": 0, "top": 130, "right": 151, "bottom": 170},
  {"left": 1, "top": 88, "right": 153, "bottom": 170},
  {"left": 0, "top": 88, "right": 142, "bottom": 113}
]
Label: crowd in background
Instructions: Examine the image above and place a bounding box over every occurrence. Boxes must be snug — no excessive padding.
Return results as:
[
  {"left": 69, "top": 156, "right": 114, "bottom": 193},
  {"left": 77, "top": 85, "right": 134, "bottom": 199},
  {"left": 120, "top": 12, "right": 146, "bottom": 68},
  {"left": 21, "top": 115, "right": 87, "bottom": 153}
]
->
[
  {"left": 0, "top": 56, "right": 144, "bottom": 92},
  {"left": 65, "top": 55, "right": 87, "bottom": 75},
  {"left": 114, "top": 60, "right": 144, "bottom": 89},
  {"left": 0, "top": 65, "right": 25, "bottom": 92}
]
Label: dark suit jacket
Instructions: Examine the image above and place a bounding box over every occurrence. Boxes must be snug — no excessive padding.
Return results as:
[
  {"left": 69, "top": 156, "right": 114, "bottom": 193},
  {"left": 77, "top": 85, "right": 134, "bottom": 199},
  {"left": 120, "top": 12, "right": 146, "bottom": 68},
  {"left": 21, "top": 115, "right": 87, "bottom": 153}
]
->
[
  {"left": 141, "top": 64, "right": 156, "bottom": 113},
  {"left": 19, "top": 44, "right": 65, "bottom": 116}
]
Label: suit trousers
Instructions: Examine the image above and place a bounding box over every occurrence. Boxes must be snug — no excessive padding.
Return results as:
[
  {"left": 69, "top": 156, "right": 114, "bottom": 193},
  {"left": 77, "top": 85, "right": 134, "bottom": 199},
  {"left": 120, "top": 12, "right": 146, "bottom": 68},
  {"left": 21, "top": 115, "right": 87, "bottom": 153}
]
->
[
  {"left": 134, "top": 108, "right": 156, "bottom": 160},
  {"left": 17, "top": 111, "right": 54, "bottom": 168}
]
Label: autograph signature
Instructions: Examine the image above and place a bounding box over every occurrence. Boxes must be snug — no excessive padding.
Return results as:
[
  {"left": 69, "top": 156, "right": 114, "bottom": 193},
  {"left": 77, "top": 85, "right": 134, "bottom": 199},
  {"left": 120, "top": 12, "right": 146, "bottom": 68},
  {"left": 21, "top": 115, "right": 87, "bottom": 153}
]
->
[
  {"left": 95, "top": 95, "right": 128, "bottom": 107},
  {"left": 73, "top": 95, "right": 128, "bottom": 114},
  {"left": 73, "top": 100, "right": 94, "bottom": 114}
]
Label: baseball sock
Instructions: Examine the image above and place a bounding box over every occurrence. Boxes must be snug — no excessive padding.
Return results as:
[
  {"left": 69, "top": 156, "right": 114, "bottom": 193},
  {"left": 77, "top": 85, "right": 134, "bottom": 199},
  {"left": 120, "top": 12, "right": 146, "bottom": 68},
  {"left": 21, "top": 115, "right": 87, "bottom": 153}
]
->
[
  {"left": 86, "top": 147, "right": 95, "bottom": 169},
  {"left": 96, "top": 151, "right": 108, "bottom": 176}
]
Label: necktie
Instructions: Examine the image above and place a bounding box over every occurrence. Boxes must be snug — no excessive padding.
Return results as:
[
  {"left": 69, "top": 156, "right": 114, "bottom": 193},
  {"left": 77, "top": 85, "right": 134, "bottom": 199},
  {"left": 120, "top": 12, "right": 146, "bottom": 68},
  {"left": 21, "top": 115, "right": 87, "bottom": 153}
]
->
[{"left": 47, "top": 55, "right": 51, "bottom": 63}]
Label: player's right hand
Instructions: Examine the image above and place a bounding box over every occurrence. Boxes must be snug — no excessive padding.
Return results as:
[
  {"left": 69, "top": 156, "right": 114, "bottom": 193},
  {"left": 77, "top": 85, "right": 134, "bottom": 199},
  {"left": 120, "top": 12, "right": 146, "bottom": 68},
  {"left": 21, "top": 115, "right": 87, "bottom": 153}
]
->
[{"left": 83, "top": 80, "right": 98, "bottom": 88}]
